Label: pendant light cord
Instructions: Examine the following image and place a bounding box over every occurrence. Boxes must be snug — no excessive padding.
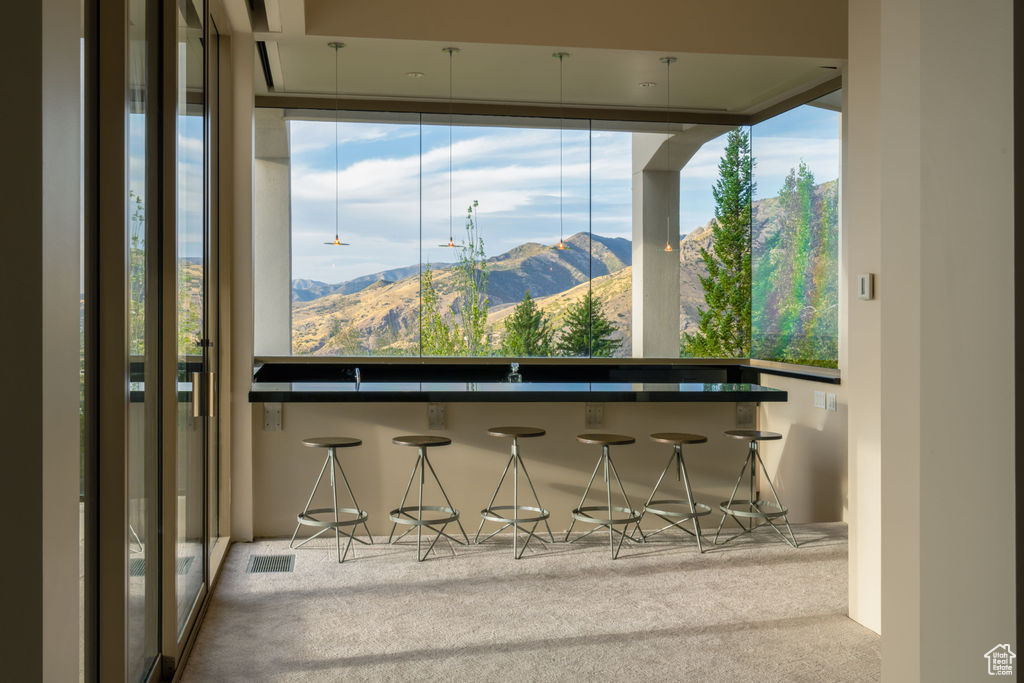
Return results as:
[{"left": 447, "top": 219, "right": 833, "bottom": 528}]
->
[
  {"left": 661, "top": 56, "right": 676, "bottom": 251},
  {"left": 448, "top": 48, "right": 454, "bottom": 243},
  {"left": 335, "top": 45, "right": 340, "bottom": 241},
  {"left": 559, "top": 54, "right": 564, "bottom": 245}
]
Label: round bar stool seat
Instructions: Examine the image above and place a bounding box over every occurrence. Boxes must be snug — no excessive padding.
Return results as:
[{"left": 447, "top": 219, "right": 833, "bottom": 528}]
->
[
  {"left": 576, "top": 433, "right": 636, "bottom": 446},
  {"left": 487, "top": 426, "right": 545, "bottom": 438},
  {"left": 715, "top": 429, "right": 798, "bottom": 548},
  {"left": 388, "top": 435, "right": 467, "bottom": 561},
  {"left": 393, "top": 435, "right": 452, "bottom": 447},
  {"left": 290, "top": 436, "right": 371, "bottom": 563},
  {"left": 634, "top": 432, "right": 712, "bottom": 552},
  {"left": 650, "top": 433, "right": 708, "bottom": 445},
  {"left": 303, "top": 436, "right": 362, "bottom": 448},
  {"left": 723, "top": 430, "right": 782, "bottom": 441},
  {"left": 476, "top": 426, "right": 553, "bottom": 559},
  {"left": 566, "top": 433, "right": 641, "bottom": 559}
]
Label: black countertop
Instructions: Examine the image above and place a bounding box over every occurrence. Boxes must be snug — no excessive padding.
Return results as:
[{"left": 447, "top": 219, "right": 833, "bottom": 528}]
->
[{"left": 249, "top": 380, "right": 786, "bottom": 403}]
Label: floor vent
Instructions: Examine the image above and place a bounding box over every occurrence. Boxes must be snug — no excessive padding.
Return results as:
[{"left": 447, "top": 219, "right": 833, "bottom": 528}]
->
[
  {"left": 129, "top": 556, "right": 194, "bottom": 577},
  {"left": 246, "top": 554, "right": 295, "bottom": 574}
]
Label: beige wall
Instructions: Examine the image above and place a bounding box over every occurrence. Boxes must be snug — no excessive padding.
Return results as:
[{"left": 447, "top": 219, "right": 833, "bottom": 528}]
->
[
  {"left": 248, "top": 401, "right": 778, "bottom": 540},
  {"left": 844, "top": 0, "right": 883, "bottom": 635},
  {"left": 878, "top": 0, "right": 1015, "bottom": 680},
  {"left": 759, "top": 375, "right": 847, "bottom": 525},
  {"left": 304, "top": 0, "right": 848, "bottom": 59}
]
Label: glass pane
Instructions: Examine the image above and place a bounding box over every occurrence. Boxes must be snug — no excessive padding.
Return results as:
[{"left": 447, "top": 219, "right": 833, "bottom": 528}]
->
[
  {"left": 678, "top": 126, "right": 751, "bottom": 359},
  {"left": 751, "top": 99, "right": 840, "bottom": 367},
  {"left": 207, "top": 20, "right": 220, "bottom": 557},
  {"left": 126, "top": 0, "right": 158, "bottom": 677},
  {"left": 176, "top": 1, "right": 205, "bottom": 637},
  {"left": 282, "top": 111, "right": 421, "bottom": 356}
]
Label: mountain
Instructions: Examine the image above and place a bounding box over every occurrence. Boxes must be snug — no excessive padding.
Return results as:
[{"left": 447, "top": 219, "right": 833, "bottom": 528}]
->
[
  {"left": 293, "top": 263, "right": 444, "bottom": 301},
  {"left": 290, "top": 182, "right": 831, "bottom": 356}
]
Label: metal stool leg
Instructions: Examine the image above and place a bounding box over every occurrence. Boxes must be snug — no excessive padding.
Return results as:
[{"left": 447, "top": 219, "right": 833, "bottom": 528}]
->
[
  {"left": 564, "top": 453, "right": 603, "bottom": 542},
  {"left": 714, "top": 447, "right": 752, "bottom": 545},
  {"left": 334, "top": 456, "right": 373, "bottom": 545},
  {"left": 475, "top": 452, "right": 515, "bottom": 543},
  {"left": 290, "top": 452, "right": 333, "bottom": 549},
  {"left": 752, "top": 444, "right": 799, "bottom": 548},
  {"left": 677, "top": 447, "right": 705, "bottom": 554},
  {"left": 423, "top": 452, "right": 470, "bottom": 545},
  {"left": 513, "top": 447, "right": 556, "bottom": 543}
]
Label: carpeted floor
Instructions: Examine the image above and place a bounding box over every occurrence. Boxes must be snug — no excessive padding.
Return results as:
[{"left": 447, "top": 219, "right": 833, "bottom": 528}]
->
[{"left": 182, "top": 522, "right": 879, "bottom": 682}]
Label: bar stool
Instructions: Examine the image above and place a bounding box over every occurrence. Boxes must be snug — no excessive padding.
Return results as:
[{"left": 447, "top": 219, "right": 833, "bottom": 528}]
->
[
  {"left": 714, "top": 430, "right": 799, "bottom": 548},
  {"left": 289, "top": 437, "right": 371, "bottom": 563},
  {"left": 565, "top": 433, "right": 641, "bottom": 559},
  {"left": 634, "top": 433, "right": 712, "bottom": 553},
  {"left": 388, "top": 435, "right": 469, "bottom": 561},
  {"left": 475, "top": 426, "right": 554, "bottom": 559}
]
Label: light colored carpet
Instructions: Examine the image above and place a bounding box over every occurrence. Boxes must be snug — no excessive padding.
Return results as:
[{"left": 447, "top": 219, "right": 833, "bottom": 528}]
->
[{"left": 182, "top": 522, "right": 879, "bottom": 682}]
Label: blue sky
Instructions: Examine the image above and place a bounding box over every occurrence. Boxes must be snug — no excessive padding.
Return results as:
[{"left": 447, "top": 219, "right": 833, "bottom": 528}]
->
[{"left": 285, "top": 104, "right": 839, "bottom": 283}]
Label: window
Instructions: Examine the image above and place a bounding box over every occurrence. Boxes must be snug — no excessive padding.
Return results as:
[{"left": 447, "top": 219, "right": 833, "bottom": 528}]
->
[
  {"left": 751, "top": 97, "right": 841, "bottom": 368},
  {"left": 253, "top": 98, "right": 840, "bottom": 366}
]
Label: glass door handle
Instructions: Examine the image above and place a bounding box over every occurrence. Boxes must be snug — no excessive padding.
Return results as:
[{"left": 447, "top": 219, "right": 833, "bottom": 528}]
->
[
  {"left": 192, "top": 371, "right": 202, "bottom": 418},
  {"left": 207, "top": 371, "right": 216, "bottom": 418}
]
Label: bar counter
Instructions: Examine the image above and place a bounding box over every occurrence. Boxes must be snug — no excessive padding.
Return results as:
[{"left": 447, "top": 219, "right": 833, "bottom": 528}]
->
[{"left": 248, "top": 361, "right": 790, "bottom": 403}]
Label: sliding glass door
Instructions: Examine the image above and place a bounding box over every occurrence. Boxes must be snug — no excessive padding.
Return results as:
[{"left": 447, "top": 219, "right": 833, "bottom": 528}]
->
[{"left": 174, "top": 0, "right": 212, "bottom": 644}]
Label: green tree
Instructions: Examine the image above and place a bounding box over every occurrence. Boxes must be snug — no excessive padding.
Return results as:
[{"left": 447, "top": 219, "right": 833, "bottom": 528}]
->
[
  {"left": 500, "top": 291, "right": 553, "bottom": 356},
  {"left": 420, "top": 262, "right": 459, "bottom": 355},
  {"left": 420, "top": 201, "right": 491, "bottom": 356},
  {"left": 683, "top": 128, "right": 753, "bottom": 358},
  {"left": 556, "top": 290, "right": 621, "bottom": 357},
  {"left": 452, "top": 201, "right": 490, "bottom": 356}
]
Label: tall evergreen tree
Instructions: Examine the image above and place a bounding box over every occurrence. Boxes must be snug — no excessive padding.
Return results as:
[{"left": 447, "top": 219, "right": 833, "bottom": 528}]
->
[
  {"left": 682, "top": 128, "right": 753, "bottom": 358},
  {"left": 556, "top": 290, "right": 621, "bottom": 357},
  {"left": 500, "top": 291, "right": 553, "bottom": 357}
]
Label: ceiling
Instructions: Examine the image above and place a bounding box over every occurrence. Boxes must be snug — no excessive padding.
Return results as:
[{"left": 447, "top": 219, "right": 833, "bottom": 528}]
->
[{"left": 251, "top": 1, "right": 843, "bottom": 116}]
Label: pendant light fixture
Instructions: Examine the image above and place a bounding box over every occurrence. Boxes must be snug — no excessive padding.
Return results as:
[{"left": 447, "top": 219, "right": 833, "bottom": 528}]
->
[
  {"left": 324, "top": 41, "right": 350, "bottom": 246},
  {"left": 552, "top": 51, "right": 571, "bottom": 250},
  {"left": 438, "top": 46, "right": 461, "bottom": 248},
  {"left": 661, "top": 56, "right": 677, "bottom": 253}
]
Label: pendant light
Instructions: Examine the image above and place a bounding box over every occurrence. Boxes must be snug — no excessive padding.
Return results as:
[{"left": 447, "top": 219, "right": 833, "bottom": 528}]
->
[
  {"left": 438, "top": 47, "right": 461, "bottom": 248},
  {"left": 660, "top": 56, "right": 677, "bottom": 253},
  {"left": 552, "top": 52, "right": 571, "bottom": 250},
  {"left": 324, "top": 41, "right": 350, "bottom": 246}
]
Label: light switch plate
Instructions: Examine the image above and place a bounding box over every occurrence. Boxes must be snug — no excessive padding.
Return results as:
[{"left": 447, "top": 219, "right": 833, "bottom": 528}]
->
[
  {"left": 826, "top": 393, "right": 837, "bottom": 412},
  {"left": 585, "top": 403, "right": 604, "bottom": 429},
  {"left": 263, "top": 402, "right": 282, "bottom": 431},
  {"left": 814, "top": 391, "right": 826, "bottom": 409},
  {"left": 428, "top": 403, "right": 446, "bottom": 430}
]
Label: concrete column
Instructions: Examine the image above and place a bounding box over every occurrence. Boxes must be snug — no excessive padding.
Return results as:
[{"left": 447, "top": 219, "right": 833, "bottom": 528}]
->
[
  {"left": 877, "top": 0, "right": 1014, "bottom": 679},
  {"left": 631, "top": 165, "right": 680, "bottom": 357},
  {"left": 631, "top": 126, "right": 730, "bottom": 358},
  {"left": 253, "top": 108, "right": 292, "bottom": 356},
  {"left": 1, "top": 0, "right": 80, "bottom": 679},
  {"left": 230, "top": 32, "right": 256, "bottom": 542},
  {"left": 845, "top": 0, "right": 883, "bottom": 635}
]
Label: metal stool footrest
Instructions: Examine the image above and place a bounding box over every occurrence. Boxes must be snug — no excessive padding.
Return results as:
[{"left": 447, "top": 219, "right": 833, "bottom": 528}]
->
[
  {"left": 644, "top": 500, "right": 712, "bottom": 520},
  {"left": 389, "top": 505, "right": 460, "bottom": 527},
  {"left": 481, "top": 505, "right": 550, "bottom": 525},
  {"left": 571, "top": 505, "right": 642, "bottom": 527},
  {"left": 719, "top": 499, "right": 788, "bottom": 520},
  {"left": 297, "top": 507, "right": 368, "bottom": 529}
]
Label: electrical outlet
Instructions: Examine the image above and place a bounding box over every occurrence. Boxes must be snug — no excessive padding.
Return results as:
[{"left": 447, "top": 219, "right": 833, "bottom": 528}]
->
[
  {"left": 826, "top": 393, "right": 837, "bottom": 412},
  {"left": 585, "top": 403, "right": 604, "bottom": 429},
  {"left": 263, "top": 402, "right": 282, "bottom": 431},
  {"left": 814, "top": 391, "right": 826, "bottom": 409},
  {"left": 428, "top": 403, "right": 447, "bottom": 430}
]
